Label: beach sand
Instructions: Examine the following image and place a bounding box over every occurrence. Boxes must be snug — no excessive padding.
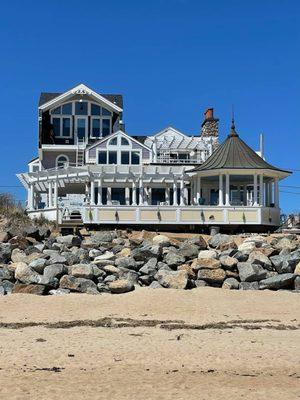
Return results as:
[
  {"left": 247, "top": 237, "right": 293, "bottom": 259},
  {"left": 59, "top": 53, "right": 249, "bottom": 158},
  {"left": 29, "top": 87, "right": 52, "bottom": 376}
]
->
[{"left": 0, "top": 288, "right": 299, "bottom": 399}]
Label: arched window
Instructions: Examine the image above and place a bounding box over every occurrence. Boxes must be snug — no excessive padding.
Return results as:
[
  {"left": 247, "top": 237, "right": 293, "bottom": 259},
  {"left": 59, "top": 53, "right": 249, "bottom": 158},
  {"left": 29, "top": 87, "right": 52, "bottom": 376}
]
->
[
  {"left": 108, "top": 137, "right": 118, "bottom": 146},
  {"left": 121, "top": 137, "right": 130, "bottom": 146},
  {"left": 56, "top": 155, "right": 69, "bottom": 168}
]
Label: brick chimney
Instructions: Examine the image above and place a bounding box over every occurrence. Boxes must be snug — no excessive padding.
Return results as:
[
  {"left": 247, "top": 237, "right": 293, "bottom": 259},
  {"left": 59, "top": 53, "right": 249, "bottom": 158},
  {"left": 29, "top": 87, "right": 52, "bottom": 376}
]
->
[{"left": 201, "top": 108, "right": 219, "bottom": 137}]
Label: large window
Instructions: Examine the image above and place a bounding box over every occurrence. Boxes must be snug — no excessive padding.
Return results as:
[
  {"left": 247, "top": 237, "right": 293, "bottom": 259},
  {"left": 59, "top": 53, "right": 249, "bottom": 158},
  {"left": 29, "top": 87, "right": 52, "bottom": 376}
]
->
[
  {"left": 97, "top": 135, "right": 142, "bottom": 165},
  {"left": 131, "top": 152, "right": 140, "bottom": 164},
  {"left": 98, "top": 151, "right": 107, "bottom": 164},
  {"left": 108, "top": 151, "right": 117, "bottom": 164},
  {"left": 56, "top": 155, "right": 69, "bottom": 168},
  {"left": 50, "top": 101, "right": 113, "bottom": 139},
  {"left": 121, "top": 151, "right": 130, "bottom": 164}
]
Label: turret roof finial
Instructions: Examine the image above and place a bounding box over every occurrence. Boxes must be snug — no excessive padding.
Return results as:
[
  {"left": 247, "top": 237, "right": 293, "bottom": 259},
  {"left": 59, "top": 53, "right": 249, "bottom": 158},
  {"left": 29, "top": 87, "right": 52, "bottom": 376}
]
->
[{"left": 229, "top": 105, "right": 238, "bottom": 137}]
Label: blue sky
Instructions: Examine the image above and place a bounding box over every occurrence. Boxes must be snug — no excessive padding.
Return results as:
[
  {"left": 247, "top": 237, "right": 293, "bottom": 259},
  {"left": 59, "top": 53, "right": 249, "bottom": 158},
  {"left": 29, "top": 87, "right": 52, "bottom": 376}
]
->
[{"left": 1, "top": 0, "right": 299, "bottom": 213}]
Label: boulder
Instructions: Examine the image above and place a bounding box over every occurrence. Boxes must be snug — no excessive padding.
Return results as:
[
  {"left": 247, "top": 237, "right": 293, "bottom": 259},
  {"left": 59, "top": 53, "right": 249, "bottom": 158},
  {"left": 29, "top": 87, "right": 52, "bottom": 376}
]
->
[
  {"left": 239, "top": 281, "right": 259, "bottom": 290},
  {"left": 164, "top": 251, "right": 185, "bottom": 267},
  {"left": 44, "top": 264, "right": 67, "bottom": 280},
  {"left": 90, "top": 231, "right": 114, "bottom": 246},
  {"left": 56, "top": 235, "right": 82, "bottom": 247},
  {"left": 0, "top": 285, "right": 5, "bottom": 295},
  {"left": 152, "top": 234, "right": 170, "bottom": 247},
  {"left": 12, "top": 283, "right": 46, "bottom": 295},
  {"left": 103, "top": 265, "right": 120, "bottom": 275},
  {"left": 97, "top": 283, "right": 110, "bottom": 292},
  {"left": 48, "top": 254, "right": 68, "bottom": 265},
  {"left": 274, "top": 237, "right": 298, "bottom": 252},
  {"left": 208, "top": 234, "right": 237, "bottom": 251},
  {"left": 117, "top": 268, "right": 140, "bottom": 284},
  {"left": 187, "top": 236, "right": 207, "bottom": 250},
  {"left": 198, "top": 249, "right": 218, "bottom": 259},
  {"left": 104, "top": 275, "right": 117, "bottom": 284},
  {"left": 49, "top": 288, "right": 70, "bottom": 295},
  {"left": 237, "top": 262, "right": 268, "bottom": 282},
  {"left": 248, "top": 251, "right": 272, "bottom": 270},
  {"left": 237, "top": 242, "right": 256, "bottom": 254},
  {"left": 232, "top": 251, "right": 249, "bottom": 262},
  {"left": 0, "top": 266, "right": 14, "bottom": 281},
  {"left": 108, "top": 279, "right": 135, "bottom": 294},
  {"left": 93, "top": 251, "right": 115, "bottom": 262},
  {"left": 89, "top": 249, "right": 102, "bottom": 259},
  {"left": 294, "top": 276, "right": 300, "bottom": 291},
  {"left": 270, "top": 250, "right": 300, "bottom": 274},
  {"left": 148, "top": 281, "right": 163, "bottom": 289},
  {"left": 117, "top": 247, "right": 131, "bottom": 258},
  {"left": 178, "top": 242, "right": 199, "bottom": 259},
  {"left": 177, "top": 264, "right": 196, "bottom": 278},
  {"left": 222, "top": 278, "right": 239, "bottom": 290},
  {"left": 131, "top": 245, "right": 161, "bottom": 261},
  {"left": 219, "top": 256, "right": 238, "bottom": 270},
  {"left": 294, "top": 262, "right": 300, "bottom": 275},
  {"left": 197, "top": 268, "right": 226, "bottom": 284},
  {"left": 29, "top": 258, "right": 47, "bottom": 274},
  {"left": 68, "top": 264, "right": 94, "bottom": 279},
  {"left": 0, "top": 243, "right": 12, "bottom": 263},
  {"left": 259, "top": 273, "right": 295, "bottom": 290},
  {"left": 60, "top": 252, "right": 80, "bottom": 266},
  {"left": 11, "top": 248, "right": 41, "bottom": 264},
  {"left": 243, "top": 235, "right": 267, "bottom": 246},
  {"left": 139, "top": 258, "right": 157, "bottom": 276},
  {"left": 191, "top": 258, "right": 221, "bottom": 271},
  {"left": 138, "top": 274, "right": 152, "bottom": 285},
  {"left": 59, "top": 275, "right": 98, "bottom": 294},
  {"left": 154, "top": 269, "right": 188, "bottom": 289},
  {"left": 115, "top": 257, "right": 137, "bottom": 270},
  {"left": 194, "top": 279, "right": 208, "bottom": 287},
  {"left": 1, "top": 280, "right": 14, "bottom": 294},
  {"left": 15, "top": 262, "right": 57, "bottom": 287}
]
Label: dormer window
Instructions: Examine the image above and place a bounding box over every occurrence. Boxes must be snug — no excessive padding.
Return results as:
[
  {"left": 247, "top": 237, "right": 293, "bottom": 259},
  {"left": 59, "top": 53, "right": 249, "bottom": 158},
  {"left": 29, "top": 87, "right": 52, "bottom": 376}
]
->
[
  {"left": 108, "top": 137, "right": 118, "bottom": 146},
  {"left": 50, "top": 101, "right": 113, "bottom": 140},
  {"left": 97, "top": 135, "right": 141, "bottom": 165}
]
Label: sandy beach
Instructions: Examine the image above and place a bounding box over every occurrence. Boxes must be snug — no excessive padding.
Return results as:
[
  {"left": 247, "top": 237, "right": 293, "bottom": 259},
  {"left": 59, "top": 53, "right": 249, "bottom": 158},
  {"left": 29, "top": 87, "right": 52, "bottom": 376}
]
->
[{"left": 0, "top": 288, "right": 299, "bottom": 400}]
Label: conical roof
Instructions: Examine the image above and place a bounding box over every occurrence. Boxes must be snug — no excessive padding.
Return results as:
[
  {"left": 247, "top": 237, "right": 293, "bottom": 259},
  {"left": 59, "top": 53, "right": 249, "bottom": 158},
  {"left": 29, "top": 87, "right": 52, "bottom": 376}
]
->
[{"left": 190, "top": 120, "right": 289, "bottom": 173}]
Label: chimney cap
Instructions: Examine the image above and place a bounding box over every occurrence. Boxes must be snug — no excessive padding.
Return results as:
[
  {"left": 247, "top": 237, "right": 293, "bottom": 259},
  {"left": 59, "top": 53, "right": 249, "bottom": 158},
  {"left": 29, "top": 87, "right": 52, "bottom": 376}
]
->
[{"left": 204, "top": 108, "right": 214, "bottom": 120}]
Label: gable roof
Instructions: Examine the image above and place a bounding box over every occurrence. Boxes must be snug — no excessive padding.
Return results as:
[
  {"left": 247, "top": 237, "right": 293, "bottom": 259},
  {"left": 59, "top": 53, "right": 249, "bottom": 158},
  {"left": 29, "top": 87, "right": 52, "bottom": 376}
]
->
[
  {"left": 86, "top": 130, "right": 151, "bottom": 152},
  {"left": 190, "top": 121, "right": 290, "bottom": 173},
  {"left": 38, "top": 83, "right": 123, "bottom": 112}
]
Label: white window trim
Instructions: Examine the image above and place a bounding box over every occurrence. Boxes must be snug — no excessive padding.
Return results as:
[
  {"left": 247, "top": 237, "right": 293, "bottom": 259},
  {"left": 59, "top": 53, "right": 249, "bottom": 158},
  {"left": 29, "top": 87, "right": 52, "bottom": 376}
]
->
[
  {"left": 56, "top": 154, "right": 70, "bottom": 168},
  {"left": 51, "top": 115, "right": 73, "bottom": 139},
  {"left": 75, "top": 116, "right": 89, "bottom": 143},
  {"left": 96, "top": 147, "right": 141, "bottom": 165}
]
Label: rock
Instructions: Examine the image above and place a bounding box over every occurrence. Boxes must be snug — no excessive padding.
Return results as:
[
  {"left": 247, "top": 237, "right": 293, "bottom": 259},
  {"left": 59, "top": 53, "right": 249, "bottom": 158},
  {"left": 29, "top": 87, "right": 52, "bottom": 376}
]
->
[
  {"left": 11, "top": 248, "right": 41, "bottom": 264},
  {"left": 117, "top": 247, "right": 131, "bottom": 258},
  {"left": 191, "top": 258, "right": 221, "bottom": 271},
  {"left": 294, "top": 262, "right": 300, "bottom": 275},
  {"left": 12, "top": 283, "right": 46, "bottom": 295},
  {"left": 259, "top": 273, "right": 295, "bottom": 290},
  {"left": 44, "top": 264, "right": 67, "bottom": 280},
  {"left": 225, "top": 270, "right": 239, "bottom": 279},
  {"left": 270, "top": 250, "right": 300, "bottom": 274},
  {"left": 56, "top": 235, "right": 82, "bottom": 247},
  {"left": 243, "top": 235, "right": 267, "bottom": 245},
  {"left": 164, "top": 251, "right": 185, "bottom": 267},
  {"left": 29, "top": 258, "right": 47, "bottom": 274},
  {"left": 97, "top": 282, "right": 110, "bottom": 292},
  {"left": 0, "top": 243, "right": 12, "bottom": 263},
  {"left": 255, "top": 245, "right": 276, "bottom": 258},
  {"left": 152, "top": 234, "right": 170, "bottom": 247},
  {"left": 115, "top": 257, "right": 137, "bottom": 270},
  {"left": 90, "top": 231, "right": 114, "bottom": 246},
  {"left": 178, "top": 242, "right": 199, "bottom": 258},
  {"left": 154, "top": 269, "right": 188, "bottom": 289},
  {"left": 131, "top": 245, "right": 161, "bottom": 261},
  {"left": 68, "top": 264, "right": 94, "bottom": 279},
  {"left": 60, "top": 252, "right": 80, "bottom": 266},
  {"left": 148, "top": 281, "right": 163, "bottom": 289},
  {"left": 104, "top": 275, "right": 117, "bottom": 284},
  {"left": 222, "top": 278, "right": 239, "bottom": 290},
  {"left": 49, "top": 288, "right": 70, "bottom": 295},
  {"left": 15, "top": 262, "right": 57, "bottom": 286},
  {"left": 197, "top": 268, "right": 226, "bottom": 284},
  {"left": 93, "top": 251, "right": 115, "bottom": 262},
  {"left": 294, "top": 276, "right": 300, "bottom": 291},
  {"left": 194, "top": 279, "right": 208, "bottom": 287},
  {"left": 219, "top": 256, "right": 238, "bottom": 270},
  {"left": 177, "top": 264, "right": 196, "bottom": 278},
  {"left": 108, "top": 279, "right": 135, "bottom": 294},
  {"left": 103, "top": 265, "right": 120, "bottom": 274},
  {"left": 248, "top": 251, "right": 272, "bottom": 270},
  {"left": 70, "top": 247, "right": 90, "bottom": 264},
  {"left": 198, "top": 250, "right": 218, "bottom": 259},
  {"left": 139, "top": 258, "right": 157, "bottom": 276},
  {"left": 239, "top": 282, "right": 259, "bottom": 290},
  {"left": 0, "top": 231, "right": 9, "bottom": 243},
  {"left": 1, "top": 280, "right": 14, "bottom": 294},
  {"left": 208, "top": 234, "right": 237, "bottom": 251},
  {"left": 89, "top": 249, "right": 102, "bottom": 259},
  {"left": 0, "top": 266, "right": 14, "bottom": 281},
  {"left": 0, "top": 285, "right": 5, "bottom": 295},
  {"left": 233, "top": 251, "right": 249, "bottom": 262},
  {"left": 274, "top": 237, "right": 298, "bottom": 252},
  {"left": 117, "top": 268, "right": 140, "bottom": 284},
  {"left": 237, "top": 242, "right": 256, "bottom": 254},
  {"left": 48, "top": 254, "right": 67, "bottom": 265},
  {"left": 187, "top": 236, "right": 207, "bottom": 250},
  {"left": 59, "top": 275, "right": 98, "bottom": 294},
  {"left": 237, "top": 262, "right": 268, "bottom": 282},
  {"left": 92, "top": 266, "right": 106, "bottom": 279}
]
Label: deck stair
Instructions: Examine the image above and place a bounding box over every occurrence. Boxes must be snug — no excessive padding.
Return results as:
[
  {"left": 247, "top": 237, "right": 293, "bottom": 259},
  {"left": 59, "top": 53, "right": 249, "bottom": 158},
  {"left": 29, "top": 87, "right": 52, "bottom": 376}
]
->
[{"left": 76, "top": 138, "right": 85, "bottom": 166}]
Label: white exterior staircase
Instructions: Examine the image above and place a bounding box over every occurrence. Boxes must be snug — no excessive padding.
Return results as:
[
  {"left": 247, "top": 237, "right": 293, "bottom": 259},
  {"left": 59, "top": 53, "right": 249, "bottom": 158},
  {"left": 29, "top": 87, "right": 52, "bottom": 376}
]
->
[{"left": 76, "top": 138, "right": 85, "bottom": 166}]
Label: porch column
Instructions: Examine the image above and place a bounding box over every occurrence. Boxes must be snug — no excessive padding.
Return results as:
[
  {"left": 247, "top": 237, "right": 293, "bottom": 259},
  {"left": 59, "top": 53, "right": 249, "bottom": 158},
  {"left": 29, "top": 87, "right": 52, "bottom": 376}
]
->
[
  {"left": 125, "top": 187, "right": 130, "bottom": 205},
  {"left": 259, "top": 174, "right": 264, "bottom": 206},
  {"left": 192, "top": 178, "right": 196, "bottom": 205},
  {"left": 132, "top": 180, "right": 137, "bottom": 206},
  {"left": 27, "top": 184, "right": 34, "bottom": 210},
  {"left": 148, "top": 187, "right": 152, "bottom": 206},
  {"left": 184, "top": 187, "right": 189, "bottom": 206},
  {"left": 180, "top": 177, "right": 185, "bottom": 206},
  {"left": 268, "top": 182, "right": 273, "bottom": 206},
  {"left": 274, "top": 177, "right": 279, "bottom": 208},
  {"left": 107, "top": 186, "right": 112, "bottom": 205},
  {"left": 173, "top": 179, "right": 178, "bottom": 206},
  {"left": 48, "top": 181, "right": 53, "bottom": 208},
  {"left": 165, "top": 186, "right": 170, "bottom": 205},
  {"left": 243, "top": 185, "right": 247, "bottom": 206},
  {"left": 97, "top": 179, "right": 102, "bottom": 205},
  {"left": 253, "top": 174, "right": 258, "bottom": 206},
  {"left": 196, "top": 177, "right": 201, "bottom": 205},
  {"left": 218, "top": 174, "right": 224, "bottom": 206},
  {"left": 53, "top": 180, "right": 58, "bottom": 208},
  {"left": 90, "top": 180, "right": 95, "bottom": 205},
  {"left": 139, "top": 177, "right": 143, "bottom": 205},
  {"left": 225, "top": 173, "right": 230, "bottom": 206}
]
